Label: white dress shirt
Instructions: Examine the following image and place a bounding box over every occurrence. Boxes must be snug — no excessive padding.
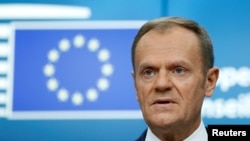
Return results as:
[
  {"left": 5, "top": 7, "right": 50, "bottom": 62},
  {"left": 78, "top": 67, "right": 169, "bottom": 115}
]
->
[{"left": 145, "top": 121, "right": 208, "bottom": 141}]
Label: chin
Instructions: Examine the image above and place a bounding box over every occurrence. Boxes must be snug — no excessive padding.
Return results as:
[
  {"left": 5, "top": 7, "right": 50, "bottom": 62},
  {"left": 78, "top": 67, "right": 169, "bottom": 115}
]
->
[{"left": 149, "top": 114, "right": 176, "bottom": 127}]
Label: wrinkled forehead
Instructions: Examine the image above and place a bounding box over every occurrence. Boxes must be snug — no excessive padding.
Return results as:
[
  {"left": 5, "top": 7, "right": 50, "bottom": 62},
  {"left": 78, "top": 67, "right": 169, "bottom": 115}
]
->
[
  {"left": 136, "top": 26, "right": 200, "bottom": 51},
  {"left": 141, "top": 25, "right": 202, "bottom": 58},
  {"left": 134, "top": 26, "right": 203, "bottom": 69}
]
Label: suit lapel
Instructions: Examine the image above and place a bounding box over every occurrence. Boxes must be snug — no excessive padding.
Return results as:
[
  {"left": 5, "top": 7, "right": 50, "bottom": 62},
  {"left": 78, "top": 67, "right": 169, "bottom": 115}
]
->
[{"left": 135, "top": 129, "right": 147, "bottom": 141}]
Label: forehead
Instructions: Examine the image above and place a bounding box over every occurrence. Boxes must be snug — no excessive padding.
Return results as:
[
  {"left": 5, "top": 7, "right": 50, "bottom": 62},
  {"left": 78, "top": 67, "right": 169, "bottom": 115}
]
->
[
  {"left": 138, "top": 26, "right": 199, "bottom": 46},
  {"left": 136, "top": 26, "right": 200, "bottom": 53},
  {"left": 134, "top": 26, "right": 202, "bottom": 69}
]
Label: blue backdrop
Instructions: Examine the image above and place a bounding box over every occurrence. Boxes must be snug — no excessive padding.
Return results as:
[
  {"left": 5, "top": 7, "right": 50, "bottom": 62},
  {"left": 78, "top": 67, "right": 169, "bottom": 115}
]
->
[{"left": 0, "top": 0, "right": 250, "bottom": 141}]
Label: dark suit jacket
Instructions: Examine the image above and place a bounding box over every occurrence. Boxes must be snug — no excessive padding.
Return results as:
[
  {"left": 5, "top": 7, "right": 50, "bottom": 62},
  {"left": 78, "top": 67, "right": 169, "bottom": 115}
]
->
[
  {"left": 135, "top": 127, "right": 208, "bottom": 141},
  {"left": 135, "top": 129, "right": 147, "bottom": 141}
]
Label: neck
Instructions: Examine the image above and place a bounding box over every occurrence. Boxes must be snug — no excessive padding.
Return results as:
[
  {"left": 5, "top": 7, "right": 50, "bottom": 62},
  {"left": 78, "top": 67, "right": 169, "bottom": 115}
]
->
[{"left": 149, "top": 118, "right": 201, "bottom": 141}]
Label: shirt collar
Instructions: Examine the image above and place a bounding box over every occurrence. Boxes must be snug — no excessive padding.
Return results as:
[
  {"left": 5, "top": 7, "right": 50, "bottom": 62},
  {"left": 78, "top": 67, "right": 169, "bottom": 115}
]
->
[{"left": 145, "top": 121, "right": 208, "bottom": 141}]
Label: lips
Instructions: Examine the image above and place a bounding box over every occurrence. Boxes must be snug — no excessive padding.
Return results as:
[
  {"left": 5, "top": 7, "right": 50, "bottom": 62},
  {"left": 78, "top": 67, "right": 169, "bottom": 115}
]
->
[{"left": 153, "top": 98, "right": 176, "bottom": 105}]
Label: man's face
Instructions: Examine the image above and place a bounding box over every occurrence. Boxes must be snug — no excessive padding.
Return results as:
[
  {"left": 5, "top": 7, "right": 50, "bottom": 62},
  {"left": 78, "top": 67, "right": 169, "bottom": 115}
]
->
[{"left": 133, "top": 27, "right": 211, "bottom": 131}]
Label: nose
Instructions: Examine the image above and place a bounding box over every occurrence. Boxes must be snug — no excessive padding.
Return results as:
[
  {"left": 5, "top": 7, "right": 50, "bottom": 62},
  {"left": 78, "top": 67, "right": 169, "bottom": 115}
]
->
[{"left": 154, "top": 70, "right": 172, "bottom": 92}]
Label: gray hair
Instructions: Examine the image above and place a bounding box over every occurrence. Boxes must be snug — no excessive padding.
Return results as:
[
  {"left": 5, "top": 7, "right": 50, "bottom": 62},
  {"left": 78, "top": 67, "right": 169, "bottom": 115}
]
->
[{"left": 131, "top": 16, "right": 214, "bottom": 73}]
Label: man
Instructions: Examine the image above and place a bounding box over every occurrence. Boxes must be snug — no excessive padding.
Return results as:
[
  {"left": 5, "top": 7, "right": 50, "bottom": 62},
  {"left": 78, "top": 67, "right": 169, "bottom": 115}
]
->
[{"left": 131, "top": 17, "right": 219, "bottom": 141}]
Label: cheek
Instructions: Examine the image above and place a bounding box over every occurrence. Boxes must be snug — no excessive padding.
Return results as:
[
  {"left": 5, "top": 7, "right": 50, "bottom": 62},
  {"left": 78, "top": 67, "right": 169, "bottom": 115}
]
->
[
  {"left": 136, "top": 83, "right": 152, "bottom": 104},
  {"left": 135, "top": 78, "right": 148, "bottom": 92},
  {"left": 178, "top": 77, "right": 205, "bottom": 102},
  {"left": 136, "top": 87, "right": 147, "bottom": 102},
  {"left": 182, "top": 82, "right": 205, "bottom": 110}
]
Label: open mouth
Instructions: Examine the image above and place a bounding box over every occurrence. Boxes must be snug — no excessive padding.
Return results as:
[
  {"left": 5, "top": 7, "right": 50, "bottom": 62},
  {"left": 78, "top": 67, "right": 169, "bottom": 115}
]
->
[
  {"left": 154, "top": 99, "right": 175, "bottom": 105},
  {"left": 156, "top": 101, "right": 171, "bottom": 104}
]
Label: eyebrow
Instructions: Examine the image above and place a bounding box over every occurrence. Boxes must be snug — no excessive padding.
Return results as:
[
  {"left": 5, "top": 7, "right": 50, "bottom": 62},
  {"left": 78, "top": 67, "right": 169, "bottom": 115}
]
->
[
  {"left": 136, "top": 61, "right": 153, "bottom": 72},
  {"left": 169, "top": 60, "right": 191, "bottom": 68},
  {"left": 136, "top": 59, "right": 192, "bottom": 71}
]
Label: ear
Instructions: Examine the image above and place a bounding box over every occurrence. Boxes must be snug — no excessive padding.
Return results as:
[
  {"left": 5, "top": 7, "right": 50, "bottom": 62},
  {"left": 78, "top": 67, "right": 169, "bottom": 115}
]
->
[
  {"left": 205, "top": 67, "right": 219, "bottom": 97},
  {"left": 131, "top": 71, "right": 139, "bottom": 101}
]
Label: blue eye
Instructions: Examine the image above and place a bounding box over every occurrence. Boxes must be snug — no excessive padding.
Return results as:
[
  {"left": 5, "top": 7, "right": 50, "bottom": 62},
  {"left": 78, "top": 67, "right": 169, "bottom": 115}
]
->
[
  {"left": 174, "top": 67, "right": 184, "bottom": 74},
  {"left": 144, "top": 69, "right": 154, "bottom": 76}
]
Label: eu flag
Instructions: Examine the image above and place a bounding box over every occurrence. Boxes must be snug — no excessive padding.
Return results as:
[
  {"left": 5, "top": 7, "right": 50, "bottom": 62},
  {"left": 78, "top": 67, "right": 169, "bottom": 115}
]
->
[{"left": 8, "top": 21, "right": 145, "bottom": 119}]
